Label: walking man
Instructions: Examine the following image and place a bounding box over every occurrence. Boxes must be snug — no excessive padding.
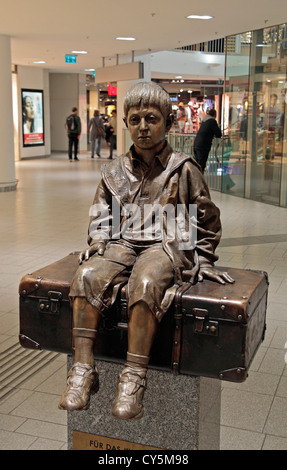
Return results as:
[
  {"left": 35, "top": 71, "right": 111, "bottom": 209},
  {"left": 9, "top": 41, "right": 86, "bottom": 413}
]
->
[{"left": 66, "top": 107, "right": 81, "bottom": 161}]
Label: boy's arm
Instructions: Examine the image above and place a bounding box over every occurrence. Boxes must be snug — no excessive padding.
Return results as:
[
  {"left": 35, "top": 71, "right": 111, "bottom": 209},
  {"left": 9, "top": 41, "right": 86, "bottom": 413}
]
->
[
  {"left": 193, "top": 191, "right": 234, "bottom": 284},
  {"left": 197, "top": 265, "right": 234, "bottom": 284},
  {"left": 78, "top": 180, "right": 112, "bottom": 264}
]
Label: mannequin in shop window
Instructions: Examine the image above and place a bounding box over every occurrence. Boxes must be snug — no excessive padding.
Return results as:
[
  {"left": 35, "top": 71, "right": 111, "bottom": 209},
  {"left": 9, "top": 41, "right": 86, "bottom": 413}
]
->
[
  {"left": 177, "top": 104, "right": 186, "bottom": 132},
  {"left": 264, "top": 93, "right": 281, "bottom": 159}
]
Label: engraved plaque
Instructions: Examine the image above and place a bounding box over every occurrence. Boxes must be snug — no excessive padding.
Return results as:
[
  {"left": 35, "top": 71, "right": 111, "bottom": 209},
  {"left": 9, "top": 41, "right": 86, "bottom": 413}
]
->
[{"left": 73, "top": 430, "right": 162, "bottom": 450}]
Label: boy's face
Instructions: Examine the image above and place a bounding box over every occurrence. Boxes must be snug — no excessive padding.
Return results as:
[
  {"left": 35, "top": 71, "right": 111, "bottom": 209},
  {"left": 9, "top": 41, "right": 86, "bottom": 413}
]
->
[{"left": 126, "top": 105, "right": 168, "bottom": 155}]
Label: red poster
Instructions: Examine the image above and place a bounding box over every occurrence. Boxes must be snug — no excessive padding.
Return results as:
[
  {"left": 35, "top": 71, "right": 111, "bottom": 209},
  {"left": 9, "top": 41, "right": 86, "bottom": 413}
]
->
[{"left": 108, "top": 85, "right": 117, "bottom": 96}]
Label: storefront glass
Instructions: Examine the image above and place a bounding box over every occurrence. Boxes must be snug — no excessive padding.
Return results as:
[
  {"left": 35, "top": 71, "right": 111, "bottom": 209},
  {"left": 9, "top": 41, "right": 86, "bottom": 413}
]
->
[{"left": 222, "top": 24, "right": 287, "bottom": 207}]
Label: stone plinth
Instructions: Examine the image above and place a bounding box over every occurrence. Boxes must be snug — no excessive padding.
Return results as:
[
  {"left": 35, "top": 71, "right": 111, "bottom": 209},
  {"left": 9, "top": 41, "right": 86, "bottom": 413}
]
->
[{"left": 67, "top": 357, "right": 221, "bottom": 450}]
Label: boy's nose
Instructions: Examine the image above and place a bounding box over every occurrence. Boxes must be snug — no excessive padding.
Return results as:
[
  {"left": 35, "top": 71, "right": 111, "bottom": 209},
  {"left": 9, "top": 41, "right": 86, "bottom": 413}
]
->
[{"left": 139, "top": 118, "right": 148, "bottom": 130}]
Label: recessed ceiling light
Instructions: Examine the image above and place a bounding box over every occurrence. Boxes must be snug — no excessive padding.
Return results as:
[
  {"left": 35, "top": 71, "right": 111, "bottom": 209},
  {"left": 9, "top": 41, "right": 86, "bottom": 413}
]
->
[
  {"left": 33, "top": 60, "right": 46, "bottom": 64},
  {"left": 71, "top": 50, "right": 88, "bottom": 54},
  {"left": 116, "top": 37, "right": 136, "bottom": 41},
  {"left": 187, "top": 15, "right": 214, "bottom": 20},
  {"left": 85, "top": 68, "right": 95, "bottom": 71},
  {"left": 176, "top": 76, "right": 182, "bottom": 79}
]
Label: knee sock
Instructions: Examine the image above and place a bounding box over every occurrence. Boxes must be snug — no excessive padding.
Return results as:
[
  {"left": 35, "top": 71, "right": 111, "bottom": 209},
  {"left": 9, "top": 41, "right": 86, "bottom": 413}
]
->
[
  {"left": 73, "top": 328, "right": 97, "bottom": 366},
  {"left": 124, "top": 352, "right": 150, "bottom": 376}
]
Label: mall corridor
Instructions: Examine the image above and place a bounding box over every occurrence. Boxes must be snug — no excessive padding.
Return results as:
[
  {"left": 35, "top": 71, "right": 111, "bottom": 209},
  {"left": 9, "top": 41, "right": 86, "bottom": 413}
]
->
[{"left": 0, "top": 150, "right": 287, "bottom": 450}]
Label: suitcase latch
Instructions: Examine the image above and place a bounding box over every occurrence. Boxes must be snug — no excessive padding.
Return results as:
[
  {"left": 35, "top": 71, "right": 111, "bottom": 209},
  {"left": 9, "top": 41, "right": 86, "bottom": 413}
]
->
[
  {"left": 192, "top": 308, "right": 218, "bottom": 336},
  {"left": 38, "top": 291, "right": 62, "bottom": 314}
]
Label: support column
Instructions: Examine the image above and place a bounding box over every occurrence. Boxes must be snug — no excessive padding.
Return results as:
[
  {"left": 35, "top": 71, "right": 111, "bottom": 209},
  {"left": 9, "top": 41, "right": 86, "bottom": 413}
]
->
[
  {"left": 0, "top": 35, "right": 17, "bottom": 192},
  {"left": 117, "top": 80, "right": 139, "bottom": 155},
  {"left": 78, "top": 73, "right": 88, "bottom": 153}
]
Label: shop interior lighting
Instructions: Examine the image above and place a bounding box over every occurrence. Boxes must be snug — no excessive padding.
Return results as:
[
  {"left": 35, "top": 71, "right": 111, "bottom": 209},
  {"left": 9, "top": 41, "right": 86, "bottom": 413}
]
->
[
  {"left": 33, "top": 61, "right": 46, "bottom": 64},
  {"left": 71, "top": 50, "right": 88, "bottom": 54},
  {"left": 187, "top": 15, "right": 214, "bottom": 20},
  {"left": 116, "top": 37, "right": 136, "bottom": 41}
]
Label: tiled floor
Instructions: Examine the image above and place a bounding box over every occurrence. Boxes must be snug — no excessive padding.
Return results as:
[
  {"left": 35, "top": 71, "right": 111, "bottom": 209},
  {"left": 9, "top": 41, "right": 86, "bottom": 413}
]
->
[{"left": 0, "top": 147, "right": 287, "bottom": 450}]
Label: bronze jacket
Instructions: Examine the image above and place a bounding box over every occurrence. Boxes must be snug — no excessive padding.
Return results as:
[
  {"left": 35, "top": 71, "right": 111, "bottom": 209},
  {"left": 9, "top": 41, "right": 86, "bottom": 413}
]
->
[{"left": 87, "top": 143, "right": 222, "bottom": 286}]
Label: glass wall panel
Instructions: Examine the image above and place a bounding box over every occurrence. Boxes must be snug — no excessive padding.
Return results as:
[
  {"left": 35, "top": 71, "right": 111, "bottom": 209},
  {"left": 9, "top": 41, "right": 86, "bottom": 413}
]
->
[
  {"left": 223, "top": 33, "right": 251, "bottom": 197},
  {"left": 224, "top": 23, "right": 287, "bottom": 207}
]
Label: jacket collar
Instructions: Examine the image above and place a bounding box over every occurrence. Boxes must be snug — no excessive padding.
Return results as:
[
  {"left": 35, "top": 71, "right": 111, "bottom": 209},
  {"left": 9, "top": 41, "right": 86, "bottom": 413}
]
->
[{"left": 129, "top": 141, "right": 172, "bottom": 170}]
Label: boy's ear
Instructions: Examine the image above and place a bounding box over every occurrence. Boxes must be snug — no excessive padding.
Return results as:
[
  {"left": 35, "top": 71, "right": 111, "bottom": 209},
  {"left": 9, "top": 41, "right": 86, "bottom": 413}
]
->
[
  {"left": 165, "top": 113, "right": 174, "bottom": 131},
  {"left": 123, "top": 117, "right": 128, "bottom": 128}
]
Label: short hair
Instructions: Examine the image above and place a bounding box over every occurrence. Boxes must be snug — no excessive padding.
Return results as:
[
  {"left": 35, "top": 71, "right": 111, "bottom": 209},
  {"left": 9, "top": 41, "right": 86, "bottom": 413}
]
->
[
  {"left": 208, "top": 108, "right": 217, "bottom": 117},
  {"left": 123, "top": 81, "right": 172, "bottom": 120},
  {"left": 72, "top": 107, "right": 78, "bottom": 112}
]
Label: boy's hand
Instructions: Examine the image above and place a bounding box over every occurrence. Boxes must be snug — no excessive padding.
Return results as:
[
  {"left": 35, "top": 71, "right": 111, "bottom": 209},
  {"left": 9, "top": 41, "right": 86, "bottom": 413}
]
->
[
  {"left": 79, "top": 242, "right": 106, "bottom": 264},
  {"left": 198, "top": 266, "right": 234, "bottom": 284}
]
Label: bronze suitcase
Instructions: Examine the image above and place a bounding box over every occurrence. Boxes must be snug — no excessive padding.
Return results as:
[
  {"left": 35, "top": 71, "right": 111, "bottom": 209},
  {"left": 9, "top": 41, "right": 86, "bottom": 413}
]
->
[
  {"left": 172, "top": 268, "right": 268, "bottom": 382},
  {"left": 19, "top": 253, "right": 268, "bottom": 383}
]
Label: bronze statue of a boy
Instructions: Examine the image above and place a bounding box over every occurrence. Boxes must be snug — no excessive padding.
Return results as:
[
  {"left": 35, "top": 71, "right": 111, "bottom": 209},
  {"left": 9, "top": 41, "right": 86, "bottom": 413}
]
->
[{"left": 58, "top": 82, "right": 233, "bottom": 419}]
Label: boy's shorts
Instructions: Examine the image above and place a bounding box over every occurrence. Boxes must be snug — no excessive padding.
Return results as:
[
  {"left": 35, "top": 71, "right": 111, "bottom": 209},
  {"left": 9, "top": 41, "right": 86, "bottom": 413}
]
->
[{"left": 69, "top": 240, "right": 174, "bottom": 321}]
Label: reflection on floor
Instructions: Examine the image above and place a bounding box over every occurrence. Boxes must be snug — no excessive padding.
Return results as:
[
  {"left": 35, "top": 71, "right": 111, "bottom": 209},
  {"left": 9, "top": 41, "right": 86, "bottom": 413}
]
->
[{"left": 0, "top": 150, "right": 287, "bottom": 450}]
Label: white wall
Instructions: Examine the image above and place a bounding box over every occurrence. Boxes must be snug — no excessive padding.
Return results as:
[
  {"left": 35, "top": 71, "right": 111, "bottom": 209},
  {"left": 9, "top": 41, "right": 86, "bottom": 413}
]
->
[
  {"left": 146, "top": 50, "right": 225, "bottom": 80},
  {"left": 49, "top": 73, "right": 78, "bottom": 152},
  {"left": 49, "top": 73, "right": 87, "bottom": 153},
  {"left": 17, "top": 65, "right": 51, "bottom": 159}
]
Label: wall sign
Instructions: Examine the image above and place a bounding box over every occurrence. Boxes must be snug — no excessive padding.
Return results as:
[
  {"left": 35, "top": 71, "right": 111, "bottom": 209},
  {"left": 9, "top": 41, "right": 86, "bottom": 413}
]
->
[{"left": 65, "top": 54, "right": 77, "bottom": 63}]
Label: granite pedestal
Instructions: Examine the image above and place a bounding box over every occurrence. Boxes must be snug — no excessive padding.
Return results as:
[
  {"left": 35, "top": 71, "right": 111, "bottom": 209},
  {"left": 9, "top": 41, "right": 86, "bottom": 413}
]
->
[{"left": 67, "top": 357, "right": 221, "bottom": 450}]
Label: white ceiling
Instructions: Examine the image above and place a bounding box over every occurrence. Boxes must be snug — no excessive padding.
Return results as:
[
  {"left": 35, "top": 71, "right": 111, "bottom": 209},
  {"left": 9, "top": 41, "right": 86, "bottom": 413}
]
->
[{"left": 2, "top": 0, "right": 287, "bottom": 74}]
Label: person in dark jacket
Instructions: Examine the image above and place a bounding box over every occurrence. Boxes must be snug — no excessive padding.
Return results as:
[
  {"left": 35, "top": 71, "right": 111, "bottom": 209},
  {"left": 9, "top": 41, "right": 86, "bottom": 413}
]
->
[
  {"left": 193, "top": 109, "right": 222, "bottom": 173},
  {"left": 66, "top": 107, "right": 81, "bottom": 161}
]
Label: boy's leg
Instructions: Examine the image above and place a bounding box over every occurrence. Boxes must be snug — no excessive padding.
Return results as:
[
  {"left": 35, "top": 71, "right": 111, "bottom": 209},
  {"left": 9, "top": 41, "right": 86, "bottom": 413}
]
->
[
  {"left": 111, "top": 301, "right": 157, "bottom": 420},
  {"left": 59, "top": 242, "right": 136, "bottom": 411},
  {"left": 58, "top": 297, "right": 102, "bottom": 411},
  {"left": 112, "top": 245, "right": 174, "bottom": 420}
]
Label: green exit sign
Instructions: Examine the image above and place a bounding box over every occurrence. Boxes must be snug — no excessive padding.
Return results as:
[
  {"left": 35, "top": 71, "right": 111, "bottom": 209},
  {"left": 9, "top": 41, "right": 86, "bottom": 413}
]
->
[{"left": 65, "top": 55, "right": 77, "bottom": 63}]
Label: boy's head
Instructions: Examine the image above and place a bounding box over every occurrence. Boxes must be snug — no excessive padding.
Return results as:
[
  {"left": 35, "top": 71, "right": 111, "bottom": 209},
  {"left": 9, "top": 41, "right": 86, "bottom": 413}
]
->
[{"left": 123, "top": 82, "right": 173, "bottom": 127}]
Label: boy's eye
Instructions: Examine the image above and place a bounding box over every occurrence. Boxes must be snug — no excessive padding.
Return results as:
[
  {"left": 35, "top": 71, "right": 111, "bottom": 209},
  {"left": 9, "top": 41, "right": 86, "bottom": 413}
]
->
[
  {"left": 146, "top": 114, "right": 157, "bottom": 123},
  {"left": 128, "top": 113, "right": 159, "bottom": 126},
  {"left": 129, "top": 115, "right": 140, "bottom": 125}
]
